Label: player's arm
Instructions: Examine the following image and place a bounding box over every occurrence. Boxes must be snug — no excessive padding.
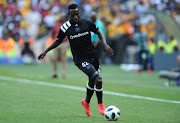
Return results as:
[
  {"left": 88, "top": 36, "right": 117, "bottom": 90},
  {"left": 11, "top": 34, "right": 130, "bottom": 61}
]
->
[
  {"left": 38, "top": 26, "right": 66, "bottom": 60},
  {"left": 97, "top": 29, "right": 114, "bottom": 56},
  {"left": 88, "top": 19, "right": 114, "bottom": 56},
  {"left": 38, "top": 38, "right": 63, "bottom": 60}
]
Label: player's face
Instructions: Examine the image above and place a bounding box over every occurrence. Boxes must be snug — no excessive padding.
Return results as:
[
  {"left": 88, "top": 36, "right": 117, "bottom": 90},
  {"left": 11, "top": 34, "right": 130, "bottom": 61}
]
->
[{"left": 69, "top": 8, "right": 80, "bottom": 23}]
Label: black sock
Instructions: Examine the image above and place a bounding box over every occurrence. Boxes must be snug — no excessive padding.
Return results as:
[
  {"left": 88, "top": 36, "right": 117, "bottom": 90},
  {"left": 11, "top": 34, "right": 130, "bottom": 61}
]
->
[
  {"left": 86, "top": 86, "right": 94, "bottom": 103},
  {"left": 96, "top": 90, "right": 103, "bottom": 104}
]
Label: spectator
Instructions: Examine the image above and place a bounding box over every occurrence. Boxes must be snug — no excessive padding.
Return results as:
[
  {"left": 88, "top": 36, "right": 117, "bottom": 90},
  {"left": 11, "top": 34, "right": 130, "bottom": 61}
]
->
[
  {"left": 166, "top": 35, "right": 178, "bottom": 53},
  {"left": 157, "top": 40, "right": 166, "bottom": 52},
  {"left": 148, "top": 38, "right": 156, "bottom": 70},
  {"left": 90, "top": 12, "right": 106, "bottom": 63},
  {"left": 18, "top": 34, "right": 34, "bottom": 50},
  {"left": 21, "top": 40, "right": 36, "bottom": 64},
  {"left": 133, "top": 25, "right": 152, "bottom": 74},
  {"left": 0, "top": 22, "right": 4, "bottom": 39},
  {"left": 43, "top": 11, "right": 56, "bottom": 31},
  {"left": 0, "top": 38, "right": 5, "bottom": 57},
  {"left": 24, "top": 7, "right": 42, "bottom": 39},
  {"left": 135, "top": 0, "right": 148, "bottom": 15},
  {"left": 48, "top": 13, "right": 69, "bottom": 79}
]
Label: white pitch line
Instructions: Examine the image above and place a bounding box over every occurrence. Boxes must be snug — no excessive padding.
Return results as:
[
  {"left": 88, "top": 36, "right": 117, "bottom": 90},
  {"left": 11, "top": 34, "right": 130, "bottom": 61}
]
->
[{"left": 0, "top": 76, "right": 180, "bottom": 104}]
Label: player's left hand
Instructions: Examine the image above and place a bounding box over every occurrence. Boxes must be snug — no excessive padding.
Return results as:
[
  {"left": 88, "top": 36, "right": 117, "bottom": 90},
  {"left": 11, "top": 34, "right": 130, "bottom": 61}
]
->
[{"left": 103, "top": 44, "right": 114, "bottom": 56}]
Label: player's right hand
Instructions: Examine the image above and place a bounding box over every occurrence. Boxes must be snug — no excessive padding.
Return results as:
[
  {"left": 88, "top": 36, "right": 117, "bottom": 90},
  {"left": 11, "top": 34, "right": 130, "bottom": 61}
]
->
[
  {"left": 38, "top": 52, "right": 46, "bottom": 60},
  {"left": 103, "top": 44, "right": 114, "bottom": 56}
]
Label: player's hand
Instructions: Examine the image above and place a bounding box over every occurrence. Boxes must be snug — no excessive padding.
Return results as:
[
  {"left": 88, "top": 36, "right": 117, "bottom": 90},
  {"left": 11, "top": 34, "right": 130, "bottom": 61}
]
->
[
  {"left": 38, "top": 51, "right": 47, "bottom": 60},
  {"left": 103, "top": 43, "right": 114, "bottom": 56}
]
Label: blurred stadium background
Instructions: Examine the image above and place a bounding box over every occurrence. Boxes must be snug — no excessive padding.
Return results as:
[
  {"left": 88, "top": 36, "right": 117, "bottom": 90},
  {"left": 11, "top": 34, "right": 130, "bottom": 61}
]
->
[
  {"left": 0, "top": 0, "right": 180, "bottom": 122},
  {"left": 0, "top": 0, "right": 180, "bottom": 68}
]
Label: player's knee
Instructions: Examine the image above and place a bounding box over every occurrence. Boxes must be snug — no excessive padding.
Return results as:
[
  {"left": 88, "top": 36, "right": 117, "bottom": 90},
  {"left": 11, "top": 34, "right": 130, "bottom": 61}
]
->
[
  {"left": 88, "top": 81, "right": 95, "bottom": 88},
  {"left": 95, "top": 76, "right": 102, "bottom": 89},
  {"left": 90, "top": 71, "right": 99, "bottom": 80}
]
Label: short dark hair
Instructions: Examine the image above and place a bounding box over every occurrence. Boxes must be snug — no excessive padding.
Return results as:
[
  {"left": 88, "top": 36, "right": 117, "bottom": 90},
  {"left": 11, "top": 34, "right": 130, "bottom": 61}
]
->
[{"left": 68, "top": 4, "right": 79, "bottom": 12}]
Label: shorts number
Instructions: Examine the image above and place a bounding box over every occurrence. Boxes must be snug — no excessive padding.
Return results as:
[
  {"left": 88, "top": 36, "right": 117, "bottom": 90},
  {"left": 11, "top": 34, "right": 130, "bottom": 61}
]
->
[{"left": 82, "top": 62, "right": 89, "bottom": 67}]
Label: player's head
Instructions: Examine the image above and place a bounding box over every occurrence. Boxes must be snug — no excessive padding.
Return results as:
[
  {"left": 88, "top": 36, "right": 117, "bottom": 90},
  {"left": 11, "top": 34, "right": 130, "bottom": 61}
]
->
[
  {"left": 90, "top": 11, "right": 97, "bottom": 23},
  {"left": 68, "top": 4, "right": 80, "bottom": 23}
]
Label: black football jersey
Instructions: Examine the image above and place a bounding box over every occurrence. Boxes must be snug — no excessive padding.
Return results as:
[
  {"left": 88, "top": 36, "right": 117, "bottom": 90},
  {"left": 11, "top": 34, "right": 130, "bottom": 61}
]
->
[{"left": 57, "top": 19, "right": 99, "bottom": 64}]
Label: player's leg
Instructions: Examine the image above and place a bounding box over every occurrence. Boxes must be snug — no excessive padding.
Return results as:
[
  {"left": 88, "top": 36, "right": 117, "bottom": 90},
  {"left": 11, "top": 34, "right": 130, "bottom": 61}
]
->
[
  {"left": 51, "top": 47, "right": 59, "bottom": 78},
  {"left": 93, "top": 61, "right": 105, "bottom": 115},
  {"left": 86, "top": 78, "right": 95, "bottom": 103},
  {"left": 81, "top": 78, "right": 95, "bottom": 116},
  {"left": 93, "top": 60, "right": 103, "bottom": 104},
  {"left": 95, "top": 76, "right": 105, "bottom": 115},
  {"left": 60, "top": 42, "right": 68, "bottom": 79},
  {"left": 77, "top": 61, "right": 99, "bottom": 116},
  {"left": 94, "top": 76, "right": 103, "bottom": 103}
]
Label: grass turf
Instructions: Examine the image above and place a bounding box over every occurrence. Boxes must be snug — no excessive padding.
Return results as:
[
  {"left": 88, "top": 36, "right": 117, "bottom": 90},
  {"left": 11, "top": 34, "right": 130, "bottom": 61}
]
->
[{"left": 0, "top": 63, "right": 180, "bottom": 123}]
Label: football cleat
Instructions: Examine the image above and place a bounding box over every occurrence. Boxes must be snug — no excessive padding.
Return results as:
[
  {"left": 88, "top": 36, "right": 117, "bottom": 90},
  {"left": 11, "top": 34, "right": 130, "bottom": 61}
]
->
[
  {"left": 97, "top": 103, "right": 105, "bottom": 115},
  {"left": 81, "top": 98, "right": 91, "bottom": 116}
]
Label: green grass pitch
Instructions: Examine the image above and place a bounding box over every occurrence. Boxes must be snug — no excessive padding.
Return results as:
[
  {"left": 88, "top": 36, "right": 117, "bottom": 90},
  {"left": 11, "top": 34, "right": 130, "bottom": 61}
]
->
[{"left": 0, "top": 63, "right": 180, "bottom": 123}]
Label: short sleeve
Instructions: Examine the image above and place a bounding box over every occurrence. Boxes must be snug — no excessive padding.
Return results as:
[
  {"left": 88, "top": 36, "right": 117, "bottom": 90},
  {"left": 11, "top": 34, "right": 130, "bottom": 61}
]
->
[
  {"left": 57, "top": 26, "right": 66, "bottom": 41},
  {"left": 87, "top": 19, "right": 99, "bottom": 34}
]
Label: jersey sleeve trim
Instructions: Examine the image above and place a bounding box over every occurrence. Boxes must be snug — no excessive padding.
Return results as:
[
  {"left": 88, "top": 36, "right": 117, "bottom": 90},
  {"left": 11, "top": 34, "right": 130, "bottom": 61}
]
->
[
  {"left": 60, "top": 26, "right": 66, "bottom": 33},
  {"left": 60, "top": 21, "right": 71, "bottom": 33}
]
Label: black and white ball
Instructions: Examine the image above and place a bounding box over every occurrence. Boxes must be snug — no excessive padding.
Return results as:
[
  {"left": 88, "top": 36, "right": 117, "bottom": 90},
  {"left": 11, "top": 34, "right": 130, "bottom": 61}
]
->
[{"left": 104, "top": 106, "right": 120, "bottom": 121}]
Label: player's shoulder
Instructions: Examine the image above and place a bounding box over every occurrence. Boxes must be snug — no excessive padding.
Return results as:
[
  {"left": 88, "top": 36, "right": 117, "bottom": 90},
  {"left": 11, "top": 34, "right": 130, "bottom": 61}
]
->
[
  {"left": 60, "top": 20, "right": 72, "bottom": 33},
  {"left": 80, "top": 18, "right": 93, "bottom": 24}
]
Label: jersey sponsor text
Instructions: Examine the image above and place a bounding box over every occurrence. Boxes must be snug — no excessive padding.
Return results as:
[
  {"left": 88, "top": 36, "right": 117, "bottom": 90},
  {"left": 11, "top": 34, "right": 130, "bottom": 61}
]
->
[{"left": 70, "top": 31, "right": 89, "bottom": 39}]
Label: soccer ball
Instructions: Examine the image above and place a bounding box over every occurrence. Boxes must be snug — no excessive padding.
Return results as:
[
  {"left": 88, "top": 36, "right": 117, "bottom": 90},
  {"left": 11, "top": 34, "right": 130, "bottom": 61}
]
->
[{"left": 104, "top": 105, "right": 120, "bottom": 121}]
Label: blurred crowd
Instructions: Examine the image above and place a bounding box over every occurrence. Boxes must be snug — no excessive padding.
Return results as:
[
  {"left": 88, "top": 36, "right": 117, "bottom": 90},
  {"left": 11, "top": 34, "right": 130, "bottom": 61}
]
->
[{"left": 0, "top": 0, "right": 179, "bottom": 65}]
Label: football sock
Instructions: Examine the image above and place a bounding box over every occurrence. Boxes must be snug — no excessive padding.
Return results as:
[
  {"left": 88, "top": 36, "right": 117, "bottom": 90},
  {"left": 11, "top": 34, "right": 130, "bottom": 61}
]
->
[
  {"left": 95, "top": 86, "right": 103, "bottom": 104},
  {"left": 86, "top": 84, "right": 94, "bottom": 103},
  {"left": 96, "top": 91, "right": 103, "bottom": 104}
]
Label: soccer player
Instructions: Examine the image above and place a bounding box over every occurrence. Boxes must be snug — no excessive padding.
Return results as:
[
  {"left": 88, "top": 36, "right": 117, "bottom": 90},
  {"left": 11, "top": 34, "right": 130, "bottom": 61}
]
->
[{"left": 38, "top": 4, "right": 114, "bottom": 116}]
